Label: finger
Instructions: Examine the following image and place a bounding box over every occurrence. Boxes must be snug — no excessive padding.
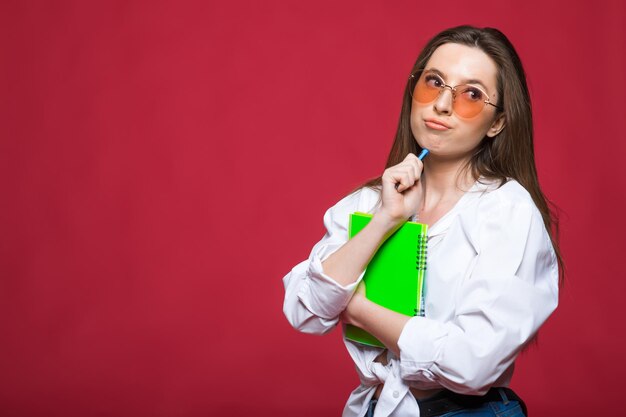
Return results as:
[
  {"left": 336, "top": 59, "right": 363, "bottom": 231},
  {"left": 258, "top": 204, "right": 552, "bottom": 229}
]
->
[
  {"left": 403, "top": 153, "right": 418, "bottom": 162},
  {"left": 412, "top": 158, "right": 423, "bottom": 179},
  {"left": 394, "top": 171, "right": 416, "bottom": 193},
  {"left": 384, "top": 159, "right": 418, "bottom": 192},
  {"left": 402, "top": 158, "right": 422, "bottom": 181},
  {"left": 400, "top": 153, "right": 423, "bottom": 179}
]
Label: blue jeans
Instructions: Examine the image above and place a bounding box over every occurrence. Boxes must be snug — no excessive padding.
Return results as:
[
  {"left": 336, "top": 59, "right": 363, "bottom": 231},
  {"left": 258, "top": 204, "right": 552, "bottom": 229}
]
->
[
  {"left": 434, "top": 400, "right": 525, "bottom": 416},
  {"left": 365, "top": 389, "right": 526, "bottom": 417}
]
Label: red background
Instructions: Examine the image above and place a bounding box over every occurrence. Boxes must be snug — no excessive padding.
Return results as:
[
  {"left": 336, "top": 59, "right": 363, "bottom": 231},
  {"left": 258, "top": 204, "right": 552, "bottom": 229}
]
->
[{"left": 1, "top": 1, "right": 625, "bottom": 416}]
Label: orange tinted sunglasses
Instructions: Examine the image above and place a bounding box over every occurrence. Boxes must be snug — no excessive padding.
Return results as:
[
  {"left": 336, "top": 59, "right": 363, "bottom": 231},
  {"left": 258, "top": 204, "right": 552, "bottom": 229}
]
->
[{"left": 410, "top": 71, "right": 502, "bottom": 118}]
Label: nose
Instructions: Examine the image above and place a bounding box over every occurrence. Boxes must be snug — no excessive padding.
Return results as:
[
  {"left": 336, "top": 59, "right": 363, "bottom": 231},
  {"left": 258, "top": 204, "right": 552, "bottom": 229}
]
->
[{"left": 433, "top": 87, "right": 454, "bottom": 115}]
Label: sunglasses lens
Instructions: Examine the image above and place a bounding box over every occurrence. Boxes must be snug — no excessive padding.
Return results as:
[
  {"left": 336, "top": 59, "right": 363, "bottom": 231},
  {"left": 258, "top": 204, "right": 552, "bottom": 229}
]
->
[
  {"left": 412, "top": 76, "right": 440, "bottom": 104},
  {"left": 453, "top": 85, "right": 485, "bottom": 118}
]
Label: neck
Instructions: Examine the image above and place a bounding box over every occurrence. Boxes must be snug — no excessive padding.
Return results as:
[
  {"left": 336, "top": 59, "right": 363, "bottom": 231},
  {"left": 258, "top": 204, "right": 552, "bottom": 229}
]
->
[{"left": 420, "top": 155, "right": 476, "bottom": 210}]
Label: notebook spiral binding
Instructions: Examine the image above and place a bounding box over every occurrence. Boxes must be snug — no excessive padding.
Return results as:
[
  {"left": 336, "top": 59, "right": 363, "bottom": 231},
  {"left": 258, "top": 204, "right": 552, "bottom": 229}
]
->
[
  {"left": 416, "top": 234, "right": 428, "bottom": 271},
  {"left": 416, "top": 234, "right": 427, "bottom": 317}
]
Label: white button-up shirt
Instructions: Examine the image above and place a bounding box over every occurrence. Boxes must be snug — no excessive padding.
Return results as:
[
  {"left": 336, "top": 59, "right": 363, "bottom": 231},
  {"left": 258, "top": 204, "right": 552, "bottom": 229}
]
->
[{"left": 283, "top": 179, "right": 559, "bottom": 417}]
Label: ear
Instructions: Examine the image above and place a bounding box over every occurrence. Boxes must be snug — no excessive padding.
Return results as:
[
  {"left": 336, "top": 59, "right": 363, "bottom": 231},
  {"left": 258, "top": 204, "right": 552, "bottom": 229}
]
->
[{"left": 486, "top": 113, "right": 505, "bottom": 138}]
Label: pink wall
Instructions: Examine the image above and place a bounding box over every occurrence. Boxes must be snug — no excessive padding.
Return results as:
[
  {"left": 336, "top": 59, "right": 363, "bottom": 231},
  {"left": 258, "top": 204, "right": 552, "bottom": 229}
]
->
[{"left": 1, "top": 1, "right": 624, "bottom": 415}]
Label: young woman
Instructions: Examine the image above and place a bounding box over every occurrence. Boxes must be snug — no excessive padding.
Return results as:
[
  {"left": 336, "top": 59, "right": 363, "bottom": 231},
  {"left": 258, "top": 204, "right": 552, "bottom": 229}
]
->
[{"left": 283, "top": 26, "right": 562, "bottom": 417}]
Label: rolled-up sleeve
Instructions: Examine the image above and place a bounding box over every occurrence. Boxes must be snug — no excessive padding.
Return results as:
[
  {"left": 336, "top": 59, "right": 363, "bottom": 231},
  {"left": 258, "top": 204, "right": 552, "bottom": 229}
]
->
[
  {"left": 397, "top": 196, "right": 559, "bottom": 394},
  {"left": 283, "top": 189, "right": 377, "bottom": 334}
]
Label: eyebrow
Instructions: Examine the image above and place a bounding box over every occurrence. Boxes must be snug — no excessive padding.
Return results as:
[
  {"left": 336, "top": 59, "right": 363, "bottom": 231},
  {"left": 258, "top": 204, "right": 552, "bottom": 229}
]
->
[{"left": 424, "top": 68, "right": 491, "bottom": 93}]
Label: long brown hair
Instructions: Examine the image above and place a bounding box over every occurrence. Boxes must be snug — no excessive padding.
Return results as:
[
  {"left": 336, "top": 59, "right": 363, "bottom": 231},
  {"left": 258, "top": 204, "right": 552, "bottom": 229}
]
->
[{"left": 361, "top": 25, "right": 564, "bottom": 283}]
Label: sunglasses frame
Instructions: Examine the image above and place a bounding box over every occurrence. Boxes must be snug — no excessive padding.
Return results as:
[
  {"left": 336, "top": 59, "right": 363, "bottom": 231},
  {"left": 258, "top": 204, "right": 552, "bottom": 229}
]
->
[{"left": 409, "top": 72, "right": 503, "bottom": 116}]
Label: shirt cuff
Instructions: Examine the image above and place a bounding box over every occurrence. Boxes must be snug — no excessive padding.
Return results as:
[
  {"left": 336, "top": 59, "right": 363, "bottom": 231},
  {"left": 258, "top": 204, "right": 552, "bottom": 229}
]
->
[
  {"left": 296, "top": 253, "right": 361, "bottom": 320},
  {"left": 398, "top": 317, "right": 447, "bottom": 381}
]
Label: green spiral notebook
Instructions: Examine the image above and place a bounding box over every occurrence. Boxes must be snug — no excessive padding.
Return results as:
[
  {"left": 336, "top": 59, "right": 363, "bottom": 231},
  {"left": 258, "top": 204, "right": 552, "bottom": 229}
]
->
[{"left": 344, "top": 212, "right": 428, "bottom": 348}]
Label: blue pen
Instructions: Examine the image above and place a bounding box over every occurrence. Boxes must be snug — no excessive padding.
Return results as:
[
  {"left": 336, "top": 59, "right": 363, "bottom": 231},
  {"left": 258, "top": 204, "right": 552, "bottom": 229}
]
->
[{"left": 395, "top": 149, "right": 429, "bottom": 191}]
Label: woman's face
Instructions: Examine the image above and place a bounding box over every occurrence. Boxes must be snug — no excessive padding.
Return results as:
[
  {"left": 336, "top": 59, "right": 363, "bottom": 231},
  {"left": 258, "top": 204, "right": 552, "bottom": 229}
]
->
[{"left": 410, "top": 43, "right": 504, "bottom": 160}]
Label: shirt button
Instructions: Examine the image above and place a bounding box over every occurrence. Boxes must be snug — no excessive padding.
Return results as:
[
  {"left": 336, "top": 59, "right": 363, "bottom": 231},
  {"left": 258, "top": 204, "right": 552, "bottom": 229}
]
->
[{"left": 393, "top": 391, "right": 399, "bottom": 398}]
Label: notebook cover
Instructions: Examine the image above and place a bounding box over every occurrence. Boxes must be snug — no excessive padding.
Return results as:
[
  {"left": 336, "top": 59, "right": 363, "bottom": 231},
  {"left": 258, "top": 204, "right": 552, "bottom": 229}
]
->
[{"left": 344, "top": 212, "right": 427, "bottom": 348}]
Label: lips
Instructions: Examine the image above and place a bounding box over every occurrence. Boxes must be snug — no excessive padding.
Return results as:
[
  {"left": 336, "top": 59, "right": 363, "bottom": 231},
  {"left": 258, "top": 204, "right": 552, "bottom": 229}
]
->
[{"left": 424, "top": 118, "right": 451, "bottom": 131}]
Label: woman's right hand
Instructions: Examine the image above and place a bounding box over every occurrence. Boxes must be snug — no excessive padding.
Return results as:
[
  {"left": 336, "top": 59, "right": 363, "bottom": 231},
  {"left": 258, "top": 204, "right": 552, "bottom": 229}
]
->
[{"left": 375, "top": 153, "right": 424, "bottom": 226}]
